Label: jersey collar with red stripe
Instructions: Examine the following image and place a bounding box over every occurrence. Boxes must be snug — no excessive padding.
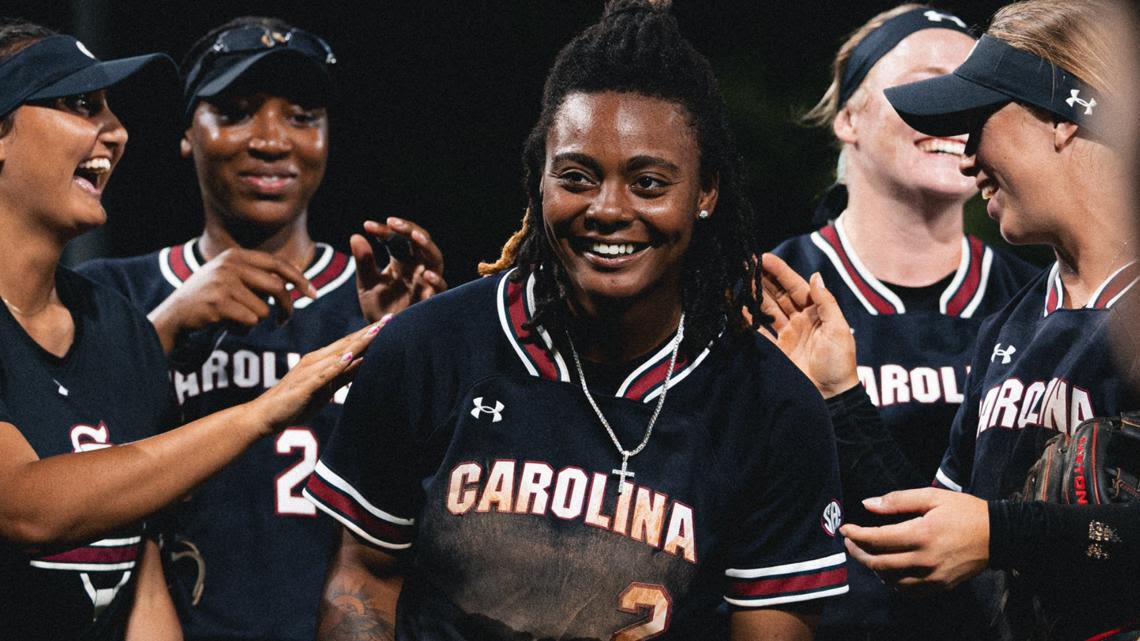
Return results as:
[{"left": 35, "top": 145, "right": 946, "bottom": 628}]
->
[
  {"left": 810, "top": 213, "right": 993, "bottom": 317},
  {"left": 1043, "top": 260, "right": 1140, "bottom": 317},
  {"left": 157, "top": 239, "right": 355, "bottom": 309},
  {"left": 495, "top": 269, "right": 713, "bottom": 404}
]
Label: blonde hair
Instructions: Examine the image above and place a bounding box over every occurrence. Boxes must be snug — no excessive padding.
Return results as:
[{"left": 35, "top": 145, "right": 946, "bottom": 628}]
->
[
  {"left": 988, "top": 0, "right": 1128, "bottom": 99},
  {"left": 802, "top": 3, "right": 927, "bottom": 128}
]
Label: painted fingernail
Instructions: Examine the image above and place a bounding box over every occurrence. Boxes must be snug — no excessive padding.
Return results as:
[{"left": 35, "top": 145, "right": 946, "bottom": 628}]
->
[
  {"left": 863, "top": 497, "right": 882, "bottom": 508},
  {"left": 340, "top": 351, "right": 354, "bottom": 363},
  {"left": 412, "top": 230, "right": 428, "bottom": 244},
  {"left": 387, "top": 216, "right": 406, "bottom": 228}
]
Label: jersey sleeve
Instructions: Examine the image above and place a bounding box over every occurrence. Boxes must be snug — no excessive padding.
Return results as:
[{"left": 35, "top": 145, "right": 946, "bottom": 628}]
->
[
  {"left": 723, "top": 377, "right": 849, "bottom": 609},
  {"left": 303, "top": 316, "right": 426, "bottom": 553}
]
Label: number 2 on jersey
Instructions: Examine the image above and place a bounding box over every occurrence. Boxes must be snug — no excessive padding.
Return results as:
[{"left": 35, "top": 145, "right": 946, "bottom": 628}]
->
[
  {"left": 612, "top": 582, "right": 672, "bottom": 641},
  {"left": 275, "top": 428, "right": 318, "bottom": 515}
]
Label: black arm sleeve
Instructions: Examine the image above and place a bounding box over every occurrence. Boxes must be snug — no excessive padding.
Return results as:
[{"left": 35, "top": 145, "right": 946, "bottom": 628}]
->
[
  {"left": 989, "top": 500, "right": 1140, "bottom": 629},
  {"left": 827, "top": 386, "right": 928, "bottom": 525}
]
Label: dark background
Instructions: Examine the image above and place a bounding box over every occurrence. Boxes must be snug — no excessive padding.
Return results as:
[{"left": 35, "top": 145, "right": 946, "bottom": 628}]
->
[{"left": 8, "top": 0, "right": 1047, "bottom": 284}]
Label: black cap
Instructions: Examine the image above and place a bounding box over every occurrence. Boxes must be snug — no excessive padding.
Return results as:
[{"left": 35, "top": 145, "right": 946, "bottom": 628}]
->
[
  {"left": 182, "top": 26, "right": 336, "bottom": 120},
  {"left": 0, "top": 35, "right": 175, "bottom": 117},
  {"left": 885, "top": 35, "right": 1106, "bottom": 137}
]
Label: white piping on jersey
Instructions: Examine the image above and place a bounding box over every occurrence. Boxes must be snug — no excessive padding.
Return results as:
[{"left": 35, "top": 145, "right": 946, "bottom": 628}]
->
[
  {"left": 935, "top": 467, "right": 963, "bottom": 492},
  {"left": 1043, "top": 260, "right": 1139, "bottom": 316},
  {"left": 311, "top": 460, "right": 415, "bottom": 527},
  {"left": 616, "top": 336, "right": 679, "bottom": 398},
  {"left": 811, "top": 232, "right": 882, "bottom": 315},
  {"left": 524, "top": 272, "right": 571, "bottom": 382},
  {"left": 157, "top": 240, "right": 354, "bottom": 308},
  {"left": 639, "top": 344, "right": 713, "bottom": 403},
  {"left": 834, "top": 213, "right": 907, "bottom": 313},
  {"left": 938, "top": 240, "right": 992, "bottom": 318},
  {"left": 90, "top": 536, "right": 141, "bottom": 547},
  {"left": 959, "top": 247, "right": 993, "bottom": 318},
  {"left": 30, "top": 559, "right": 136, "bottom": 571},
  {"left": 496, "top": 272, "right": 542, "bottom": 379},
  {"left": 1093, "top": 261, "right": 1140, "bottom": 309},
  {"left": 725, "top": 551, "right": 846, "bottom": 579},
  {"left": 724, "top": 585, "right": 850, "bottom": 608},
  {"left": 304, "top": 487, "right": 411, "bottom": 551}
]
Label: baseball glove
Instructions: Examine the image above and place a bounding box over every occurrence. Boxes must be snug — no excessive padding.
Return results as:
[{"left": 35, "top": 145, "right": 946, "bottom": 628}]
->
[{"left": 1021, "top": 412, "right": 1140, "bottom": 505}]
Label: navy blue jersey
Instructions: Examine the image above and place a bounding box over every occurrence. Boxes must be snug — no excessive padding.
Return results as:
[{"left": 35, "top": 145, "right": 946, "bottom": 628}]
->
[
  {"left": 81, "top": 239, "right": 364, "bottom": 641},
  {"left": 0, "top": 267, "right": 174, "bottom": 641},
  {"left": 305, "top": 270, "right": 848, "bottom": 640},
  {"left": 772, "top": 216, "right": 1037, "bottom": 636},
  {"left": 774, "top": 218, "right": 1038, "bottom": 478},
  {"left": 938, "top": 262, "right": 1140, "bottom": 499}
]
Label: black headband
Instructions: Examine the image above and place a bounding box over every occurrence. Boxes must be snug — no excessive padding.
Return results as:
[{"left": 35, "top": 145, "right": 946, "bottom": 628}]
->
[
  {"left": 839, "top": 7, "right": 974, "bottom": 107},
  {"left": 885, "top": 35, "right": 1108, "bottom": 137},
  {"left": 0, "top": 35, "right": 174, "bottom": 118}
]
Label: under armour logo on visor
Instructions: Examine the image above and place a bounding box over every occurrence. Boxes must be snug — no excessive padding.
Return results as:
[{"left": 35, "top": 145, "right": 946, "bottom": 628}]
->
[
  {"left": 471, "top": 397, "right": 505, "bottom": 422},
  {"left": 1066, "top": 89, "right": 1097, "bottom": 115},
  {"left": 991, "top": 343, "right": 1017, "bottom": 364},
  {"left": 924, "top": 10, "right": 967, "bottom": 28}
]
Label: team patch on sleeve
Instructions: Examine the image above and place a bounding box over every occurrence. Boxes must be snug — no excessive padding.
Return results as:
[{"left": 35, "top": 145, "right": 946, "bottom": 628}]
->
[
  {"left": 303, "top": 460, "right": 415, "bottom": 550},
  {"left": 724, "top": 552, "right": 848, "bottom": 607}
]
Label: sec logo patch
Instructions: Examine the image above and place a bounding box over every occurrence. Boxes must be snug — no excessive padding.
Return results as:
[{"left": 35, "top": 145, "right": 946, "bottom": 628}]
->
[{"left": 821, "top": 500, "right": 842, "bottom": 537}]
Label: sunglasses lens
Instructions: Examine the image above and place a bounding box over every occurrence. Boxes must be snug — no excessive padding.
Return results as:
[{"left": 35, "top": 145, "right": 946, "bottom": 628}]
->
[{"left": 213, "top": 27, "right": 334, "bottom": 64}]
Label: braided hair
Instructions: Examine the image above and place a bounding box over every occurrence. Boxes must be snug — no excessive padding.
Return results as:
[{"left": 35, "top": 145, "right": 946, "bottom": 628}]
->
[{"left": 479, "top": 0, "right": 761, "bottom": 356}]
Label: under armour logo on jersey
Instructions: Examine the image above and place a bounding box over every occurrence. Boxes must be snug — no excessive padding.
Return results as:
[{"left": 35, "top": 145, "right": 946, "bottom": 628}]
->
[
  {"left": 471, "top": 397, "right": 505, "bottom": 422},
  {"left": 991, "top": 343, "right": 1017, "bottom": 364},
  {"left": 821, "top": 500, "right": 842, "bottom": 537},
  {"left": 1066, "top": 89, "right": 1097, "bottom": 115},
  {"left": 924, "top": 10, "right": 966, "bottom": 28}
]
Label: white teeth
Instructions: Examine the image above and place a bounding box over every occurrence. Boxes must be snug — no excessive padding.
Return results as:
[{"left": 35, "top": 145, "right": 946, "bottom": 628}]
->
[
  {"left": 77, "top": 158, "right": 111, "bottom": 173},
  {"left": 590, "top": 243, "right": 636, "bottom": 256},
  {"left": 917, "top": 139, "right": 966, "bottom": 156},
  {"left": 981, "top": 185, "right": 997, "bottom": 201}
]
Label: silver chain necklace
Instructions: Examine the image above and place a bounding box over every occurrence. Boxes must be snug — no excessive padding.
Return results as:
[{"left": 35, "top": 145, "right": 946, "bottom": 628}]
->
[{"left": 566, "top": 313, "right": 685, "bottom": 494}]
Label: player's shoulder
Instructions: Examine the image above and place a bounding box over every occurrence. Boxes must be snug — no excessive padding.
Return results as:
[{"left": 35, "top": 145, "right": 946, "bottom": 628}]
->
[
  {"left": 714, "top": 328, "right": 826, "bottom": 406},
  {"left": 373, "top": 271, "right": 504, "bottom": 349},
  {"left": 770, "top": 229, "right": 828, "bottom": 270},
  {"left": 60, "top": 266, "right": 165, "bottom": 356},
  {"left": 78, "top": 247, "right": 167, "bottom": 281}
]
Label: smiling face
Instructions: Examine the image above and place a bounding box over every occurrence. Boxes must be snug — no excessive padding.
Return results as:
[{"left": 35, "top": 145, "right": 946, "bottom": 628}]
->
[
  {"left": 841, "top": 29, "right": 977, "bottom": 201},
  {"left": 541, "top": 91, "right": 717, "bottom": 315},
  {"left": 0, "top": 90, "right": 126, "bottom": 236},
  {"left": 959, "top": 102, "right": 1060, "bottom": 245},
  {"left": 183, "top": 92, "right": 327, "bottom": 230}
]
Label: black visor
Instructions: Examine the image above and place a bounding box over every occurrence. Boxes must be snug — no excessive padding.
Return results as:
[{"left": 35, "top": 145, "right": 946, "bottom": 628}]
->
[
  {"left": 182, "top": 26, "right": 337, "bottom": 120},
  {"left": 885, "top": 35, "right": 1106, "bottom": 137},
  {"left": 0, "top": 35, "right": 174, "bottom": 117}
]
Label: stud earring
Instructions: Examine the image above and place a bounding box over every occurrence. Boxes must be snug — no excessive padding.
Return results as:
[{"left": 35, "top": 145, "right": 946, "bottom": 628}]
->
[{"left": 697, "top": 209, "right": 710, "bottom": 220}]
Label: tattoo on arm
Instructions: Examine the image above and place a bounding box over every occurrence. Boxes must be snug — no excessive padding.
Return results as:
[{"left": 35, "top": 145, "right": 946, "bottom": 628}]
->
[{"left": 318, "top": 585, "right": 397, "bottom": 641}]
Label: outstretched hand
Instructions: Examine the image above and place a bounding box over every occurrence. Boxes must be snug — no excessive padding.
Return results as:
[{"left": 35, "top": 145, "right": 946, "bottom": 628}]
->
[
  {"left": 351, "top": 217, "right": 447, "bottom": 323},
  {"left": 250, "top": 315, "right": 391, "bottom": 433},
  {"left": 147, "top": 247, "right": 318, "bottom": 354},
  {"left": 841, "top": 487, "right": 991, "bottom": 592},
  {"left": 750, "top": 252, "right": 858, "bottom": 398}
]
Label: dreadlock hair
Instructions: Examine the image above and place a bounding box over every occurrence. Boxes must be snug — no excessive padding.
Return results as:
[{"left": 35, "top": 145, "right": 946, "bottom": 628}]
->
[{"left": 478, "top": 0, "right": 761, "bottom": 357}]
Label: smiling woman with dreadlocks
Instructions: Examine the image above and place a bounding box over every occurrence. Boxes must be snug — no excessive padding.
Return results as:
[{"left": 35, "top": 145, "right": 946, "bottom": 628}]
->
[{"left": 302, "top": 2, "right": 846, "bottom": 640}]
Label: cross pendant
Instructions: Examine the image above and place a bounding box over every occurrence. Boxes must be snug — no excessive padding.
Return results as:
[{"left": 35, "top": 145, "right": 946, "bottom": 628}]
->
[{"left": 611, "top": 456, "right": 635, "bottom": 494}]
